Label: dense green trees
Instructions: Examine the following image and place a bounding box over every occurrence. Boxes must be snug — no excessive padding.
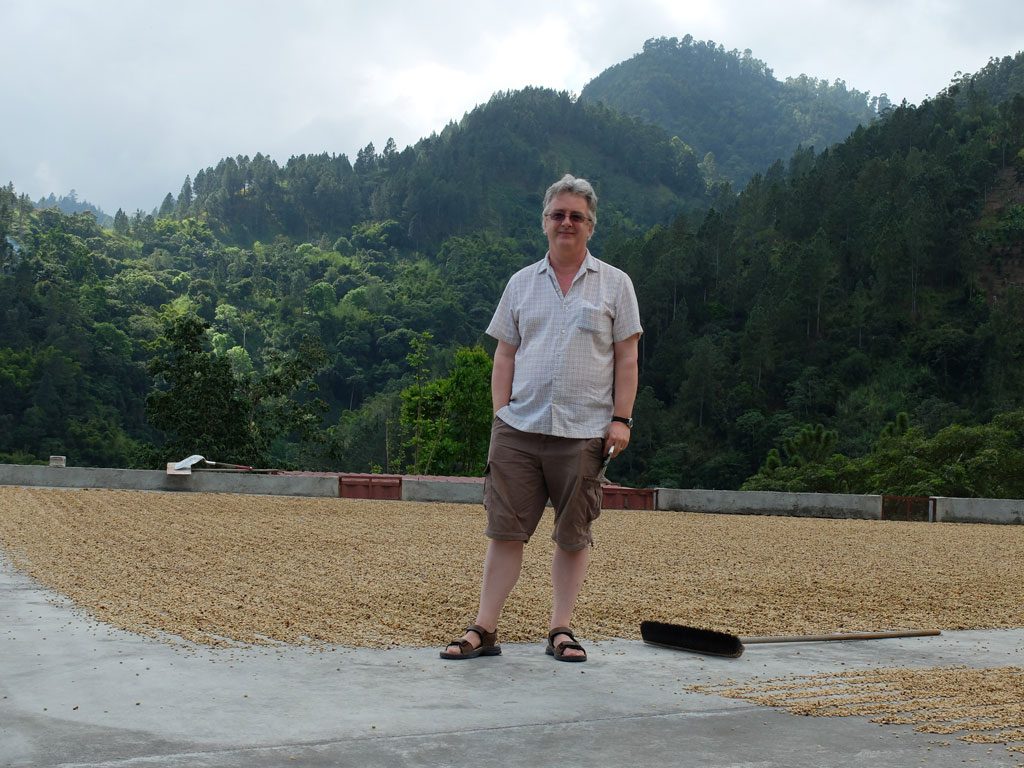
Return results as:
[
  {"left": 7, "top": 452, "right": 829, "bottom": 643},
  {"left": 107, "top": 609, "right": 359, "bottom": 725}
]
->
[
  {"left": 146, "top": 315, "right": 252, "bottom": 463},
  {"left": 0, "top": 191, "right": 149, "bottom": 466},
  {"left": 398, "top": 335, "right": 492, "bottom": 476},
  {"left": 743, "top": 410, "right": 1024, "bottom": 498},
  {"left": 146, "top": 314, "right": 327, "bottom": 467}
]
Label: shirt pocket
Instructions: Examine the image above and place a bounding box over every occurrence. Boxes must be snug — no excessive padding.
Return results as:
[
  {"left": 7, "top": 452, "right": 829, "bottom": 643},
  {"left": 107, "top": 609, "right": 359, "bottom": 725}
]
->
[{"left": 576, "top": 302, "right": 612, "bottom": 338}]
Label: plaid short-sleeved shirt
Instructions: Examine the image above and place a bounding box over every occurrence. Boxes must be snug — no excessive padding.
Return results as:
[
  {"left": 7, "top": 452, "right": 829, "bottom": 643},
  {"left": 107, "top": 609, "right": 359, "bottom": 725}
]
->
[{"left": 486, "top": 251, "right": 643, "bottom": 439}]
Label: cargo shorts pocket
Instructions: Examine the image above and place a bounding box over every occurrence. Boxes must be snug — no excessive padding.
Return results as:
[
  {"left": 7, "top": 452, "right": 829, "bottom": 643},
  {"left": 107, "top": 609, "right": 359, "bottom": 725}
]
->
[{"left": 554, "top": 475, "right": 603, "bottom": 550}]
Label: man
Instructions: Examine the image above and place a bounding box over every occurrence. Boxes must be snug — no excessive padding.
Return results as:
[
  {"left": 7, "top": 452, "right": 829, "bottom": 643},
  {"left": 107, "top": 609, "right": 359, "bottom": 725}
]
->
[{"left": 441, "top": 174, "right": 642, "bottom": 663}]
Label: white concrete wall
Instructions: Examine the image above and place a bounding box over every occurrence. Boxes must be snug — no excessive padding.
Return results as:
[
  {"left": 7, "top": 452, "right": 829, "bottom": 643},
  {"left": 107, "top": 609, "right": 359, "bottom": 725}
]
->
[
  {"left": 933, "top": 497, "right": 1024, "bottom": 524},
  {"left": 402, "top": 477, "right": 484, "bottom": 504},
  {"left": 656, "top": 488, "right": 883, "bottom": 520},
  {"left": 3, "top": 464, "right": 1020, "bottom": 523},
  {"left": 0, "top": 465, "right": 340, "bottom": 498}
]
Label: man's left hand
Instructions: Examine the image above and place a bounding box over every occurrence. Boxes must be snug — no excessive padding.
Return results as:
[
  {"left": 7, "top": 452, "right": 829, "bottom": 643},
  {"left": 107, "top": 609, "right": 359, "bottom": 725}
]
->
[{"left": 604, "top": 420, "right": 631, "bottom": 459}]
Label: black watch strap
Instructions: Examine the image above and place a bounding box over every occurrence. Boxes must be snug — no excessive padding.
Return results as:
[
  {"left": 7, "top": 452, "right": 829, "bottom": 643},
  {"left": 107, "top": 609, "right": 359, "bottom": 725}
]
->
[{"left": 611, "top": 416, "right": 633, "bottom": 428}]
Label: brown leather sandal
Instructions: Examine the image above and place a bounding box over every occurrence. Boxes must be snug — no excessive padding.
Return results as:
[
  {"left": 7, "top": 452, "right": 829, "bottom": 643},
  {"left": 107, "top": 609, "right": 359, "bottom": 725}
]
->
[
  {"left": 439, "top": 624, "right": 501, "bottom": 660},
  {"left": 546, "top": 626, "right": 587, "bottom": 662}
]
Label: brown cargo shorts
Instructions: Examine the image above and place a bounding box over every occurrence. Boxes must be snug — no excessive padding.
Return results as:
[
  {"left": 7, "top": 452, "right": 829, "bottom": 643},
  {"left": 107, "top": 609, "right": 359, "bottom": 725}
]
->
[{"left": 483, "top": 417, "right": 605, "bottom": 550}]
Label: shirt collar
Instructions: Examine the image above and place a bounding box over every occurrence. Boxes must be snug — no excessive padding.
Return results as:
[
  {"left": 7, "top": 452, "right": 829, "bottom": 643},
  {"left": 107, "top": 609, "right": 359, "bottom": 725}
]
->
[{"left": 538, "top": 250, "right": 599, "bottom": 275}]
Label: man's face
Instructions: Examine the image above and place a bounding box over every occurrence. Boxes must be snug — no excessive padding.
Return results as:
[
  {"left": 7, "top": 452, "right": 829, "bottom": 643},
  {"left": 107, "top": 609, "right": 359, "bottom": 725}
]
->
[{"left": 544, "top": 192, "right": 593, "bottom": 255}]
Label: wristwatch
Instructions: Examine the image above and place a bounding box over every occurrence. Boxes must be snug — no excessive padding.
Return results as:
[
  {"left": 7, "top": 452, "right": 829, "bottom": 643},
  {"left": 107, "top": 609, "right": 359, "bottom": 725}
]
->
[{"left": 611, "top": 416, "right": 634, "bottom": 428}]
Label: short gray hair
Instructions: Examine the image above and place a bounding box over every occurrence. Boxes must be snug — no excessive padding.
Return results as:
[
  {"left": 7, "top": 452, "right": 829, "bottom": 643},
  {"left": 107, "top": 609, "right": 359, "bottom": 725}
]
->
[{"left": 542, "top": 174, "right": 598, "bottom": 228}]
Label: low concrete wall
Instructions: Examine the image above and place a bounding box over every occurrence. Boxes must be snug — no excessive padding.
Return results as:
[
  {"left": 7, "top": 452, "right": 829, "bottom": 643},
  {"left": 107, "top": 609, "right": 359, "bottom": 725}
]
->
[
  {"left": 656, "top": 488, "right": 883, "bottom": 520},
  {"left": 934, "top": 497, "right": 1024, "bottom": 524},
  {"left": 0, "top": 464, "right": 340, "bottom": 498},
  {"left": 402, "top": 476, "right": 484, "bottom": 504},
  {"left": 3, "top": 464, "right": 1020, "bottom": 523}
]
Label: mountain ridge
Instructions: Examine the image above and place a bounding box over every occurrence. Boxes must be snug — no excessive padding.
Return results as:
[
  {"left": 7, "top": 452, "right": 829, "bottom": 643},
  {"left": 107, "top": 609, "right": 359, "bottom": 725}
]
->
[{"left": 580, "top": 35, "right": 881, "bottom": 188}]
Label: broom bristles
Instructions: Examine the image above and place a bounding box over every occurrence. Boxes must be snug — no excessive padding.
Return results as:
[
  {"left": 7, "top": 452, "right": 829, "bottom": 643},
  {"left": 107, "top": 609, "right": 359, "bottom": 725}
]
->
[{"left": 640, "top": 621, "right": 744, "bottom": 658}]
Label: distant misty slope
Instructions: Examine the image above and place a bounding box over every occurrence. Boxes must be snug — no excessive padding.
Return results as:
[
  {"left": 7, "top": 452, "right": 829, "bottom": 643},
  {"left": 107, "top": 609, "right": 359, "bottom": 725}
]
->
[
  {"left": 581, "top": 36, "right": 882, "bottom": 188},
  {"left": 35, "top": 190, "right": 112, "bottom": 226}
]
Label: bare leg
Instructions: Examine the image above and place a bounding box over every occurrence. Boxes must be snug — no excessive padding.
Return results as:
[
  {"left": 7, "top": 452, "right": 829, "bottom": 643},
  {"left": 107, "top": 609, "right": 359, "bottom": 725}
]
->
[
  {"left": 444, "top": 539, "right": 524, "bottom": 655},
  {"left": 550, "top": 545, "right": 589, "bottom": 659},
  {"left": 477, "top": 539, "right": 525, "bottom": 628}
]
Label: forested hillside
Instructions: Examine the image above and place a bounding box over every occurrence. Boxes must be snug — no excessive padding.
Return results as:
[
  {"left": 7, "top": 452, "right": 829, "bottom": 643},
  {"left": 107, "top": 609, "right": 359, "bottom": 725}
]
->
[
  {"left": 580, "top": 36, "right": 882, "bottom": 188},
  {"left": 601, "top": 52, "right": 1024, "bottom": 496},
  {"left": 0, "top": 87, "right": 711, "bottom": 471},
  {"left": 2, "top": 49, "right": 1023, "bottom": 498},
  {"left": 169, "top": 88, "right": 708, "bottom": 249}
]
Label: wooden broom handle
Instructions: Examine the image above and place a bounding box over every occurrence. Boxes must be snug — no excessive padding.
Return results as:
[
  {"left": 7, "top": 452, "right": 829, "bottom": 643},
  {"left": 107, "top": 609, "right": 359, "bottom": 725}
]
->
[{"left": 741, "top": 629, "right": 941, "bottom": 644}]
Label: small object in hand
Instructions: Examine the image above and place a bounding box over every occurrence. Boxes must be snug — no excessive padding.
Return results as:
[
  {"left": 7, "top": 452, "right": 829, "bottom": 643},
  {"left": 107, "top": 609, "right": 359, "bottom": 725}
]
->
[
  {"left": 597, "top": 445, "right": 615, "bottom": 483},
  {"left": 601, "top": 445, "right": 616, "bottom": 470}
]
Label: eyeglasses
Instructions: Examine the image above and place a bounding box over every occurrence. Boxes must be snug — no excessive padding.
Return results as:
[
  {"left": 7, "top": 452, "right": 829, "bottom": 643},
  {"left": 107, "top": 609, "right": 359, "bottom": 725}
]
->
[{"left": 545, "top": 211, "right": 591, "bottom": 224}]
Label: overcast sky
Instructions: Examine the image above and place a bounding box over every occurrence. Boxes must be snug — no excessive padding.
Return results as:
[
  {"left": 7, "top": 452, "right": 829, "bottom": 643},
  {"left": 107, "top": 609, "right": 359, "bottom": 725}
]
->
[{"left": 2, "top": 0, "right": 1021, "bottom": 214}]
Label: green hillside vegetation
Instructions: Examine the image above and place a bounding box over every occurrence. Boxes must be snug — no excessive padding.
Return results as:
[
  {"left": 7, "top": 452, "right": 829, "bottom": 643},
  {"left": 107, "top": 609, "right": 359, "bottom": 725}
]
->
[
  {"left": 601, "top": 51, "right": 1024, "bottom": 493},
  {"left": 581, "top": 36, "right": 882, "bottom": 188},
  {"left": 173, "top": 88, "right": 707, "bottom": 249},
  {"left": 1, "top": 50, "right": 1023, "bottom": 498},
  {"left": 0, "top": 87, "right": 710, "bottom": 472}
]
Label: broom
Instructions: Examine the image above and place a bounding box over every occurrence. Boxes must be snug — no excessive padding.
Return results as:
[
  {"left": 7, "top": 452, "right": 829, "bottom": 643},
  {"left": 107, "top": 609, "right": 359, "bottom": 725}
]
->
[{"left": 640, "top": 621, "right": 941, "bottom": 658}]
